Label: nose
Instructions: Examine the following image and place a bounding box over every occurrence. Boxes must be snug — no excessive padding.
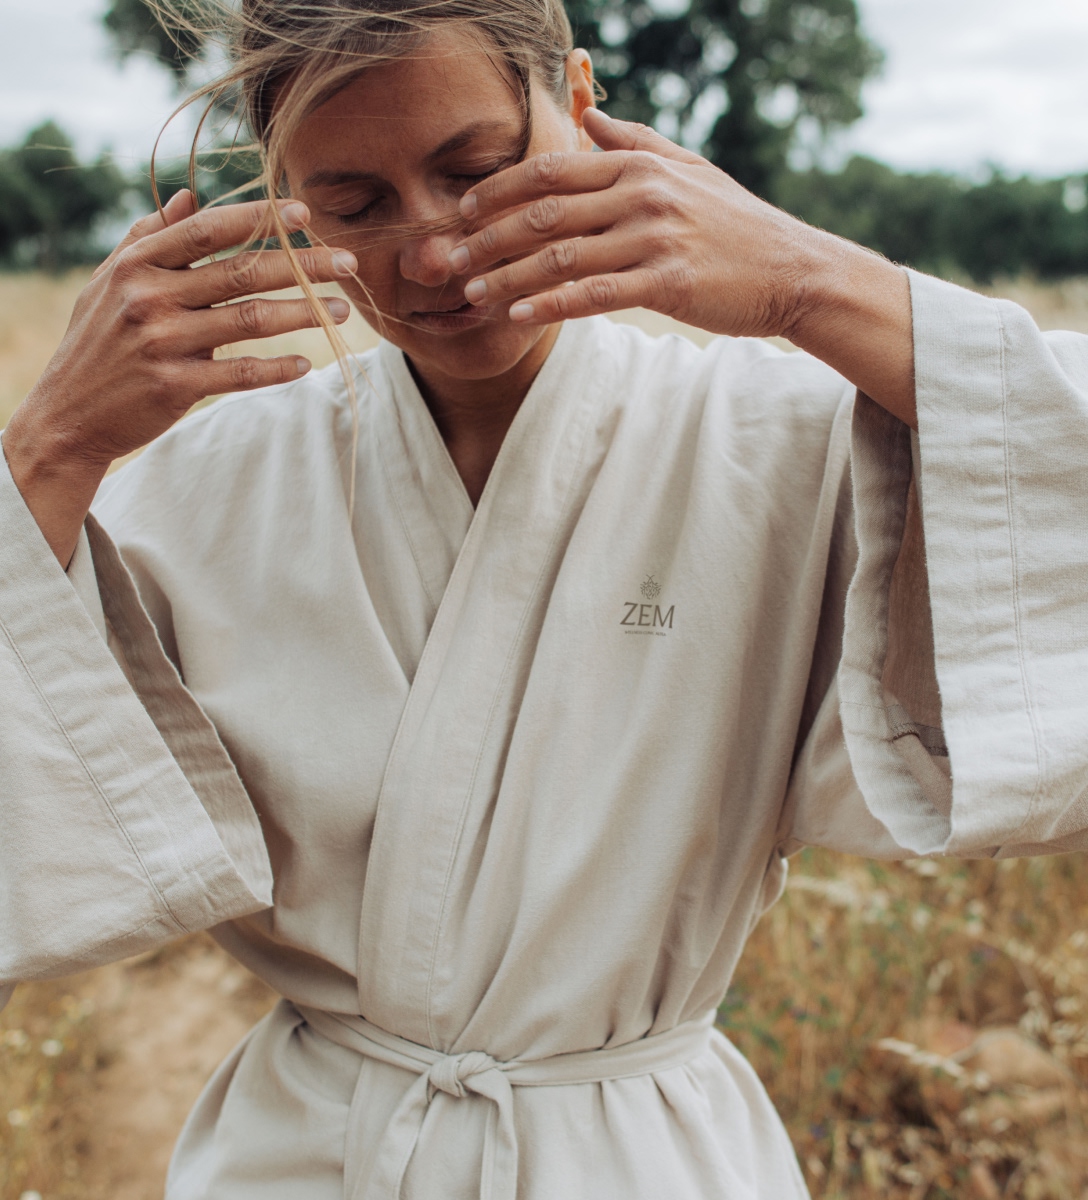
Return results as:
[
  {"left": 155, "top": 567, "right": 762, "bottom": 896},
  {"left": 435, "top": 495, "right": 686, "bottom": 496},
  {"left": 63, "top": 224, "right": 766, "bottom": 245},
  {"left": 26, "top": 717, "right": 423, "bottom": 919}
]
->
[{"left": 397, "top": 206, "right": 460, "bottom": 289}]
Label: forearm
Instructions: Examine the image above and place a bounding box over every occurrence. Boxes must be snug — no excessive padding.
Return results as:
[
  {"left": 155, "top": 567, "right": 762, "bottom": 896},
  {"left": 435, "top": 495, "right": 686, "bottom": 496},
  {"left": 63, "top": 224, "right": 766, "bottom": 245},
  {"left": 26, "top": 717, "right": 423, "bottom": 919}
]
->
[
  {"left": 2, "top": 412, "right": 108, "bottom": 568},
  {"left": 784, "top": 231, "right": 917, "bottom": 430}
]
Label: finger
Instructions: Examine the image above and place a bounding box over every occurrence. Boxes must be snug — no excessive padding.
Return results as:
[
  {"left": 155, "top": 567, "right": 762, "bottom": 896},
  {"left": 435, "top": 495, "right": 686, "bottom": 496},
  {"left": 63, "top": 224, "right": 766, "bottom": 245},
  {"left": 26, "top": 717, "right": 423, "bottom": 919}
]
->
[
  {"left": 166, "top": 295, "right": 351, "bottom": 356},
  {"left": 94, "top": 189, "right": 195, "bottom": 278},
  {"left": 462, "top": 232, "right": 639, "bottom": 308},
  {"left": 127, "top": 199, "right": 310, "bottom": 272},
  {"left": 175, "top": 245, "right": 358, "bottom": 309},
  {"left": 191, "top": 353, "right": 313, "bottom": 397},
  {"left": 460, "top": 150, "right": 624, "bottom": 223},
  {"left": 581, "top": 108, "right": 706, "bottom": 166},
  {"left": 507, "top": 270, "right": 660, "bottom": 324},
  {"left": 449, "top": 191, "right": 617, "bottom": 277}
]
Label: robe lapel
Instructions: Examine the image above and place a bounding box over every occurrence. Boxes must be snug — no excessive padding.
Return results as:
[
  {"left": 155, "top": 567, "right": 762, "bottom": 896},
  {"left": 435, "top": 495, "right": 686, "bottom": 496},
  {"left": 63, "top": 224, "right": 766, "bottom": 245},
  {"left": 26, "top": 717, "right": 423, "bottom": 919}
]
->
[
  {"left": 369, "top": 343, "right": 475, "bottom": 624},
  {"left": 356, "top": 319, "right": 615, "bottom": 1046}
]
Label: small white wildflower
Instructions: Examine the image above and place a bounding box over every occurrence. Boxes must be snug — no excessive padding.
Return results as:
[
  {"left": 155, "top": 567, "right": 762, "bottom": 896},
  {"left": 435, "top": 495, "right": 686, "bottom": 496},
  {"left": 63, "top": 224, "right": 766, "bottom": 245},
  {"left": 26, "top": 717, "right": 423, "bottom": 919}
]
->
[
  {"left": 20, "top": 1192, "right": 43, "bottom": 1200},
  {"left": 39, "top": 1039, "right": 63, "bottom": 1058},
  {"left": 7, "top": 1108, "right": 29, "bottom": 1127},
  {"left": 2, "top": 1029, "right": 29, "bottom": 1049}
]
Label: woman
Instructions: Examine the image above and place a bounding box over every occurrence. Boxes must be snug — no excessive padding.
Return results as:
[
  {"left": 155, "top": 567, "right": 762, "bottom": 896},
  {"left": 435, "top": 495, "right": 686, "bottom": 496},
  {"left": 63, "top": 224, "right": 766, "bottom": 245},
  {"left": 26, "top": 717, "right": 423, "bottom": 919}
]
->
[{"left": 2, "top": 1, "right": 1087, "bottom": 1197}]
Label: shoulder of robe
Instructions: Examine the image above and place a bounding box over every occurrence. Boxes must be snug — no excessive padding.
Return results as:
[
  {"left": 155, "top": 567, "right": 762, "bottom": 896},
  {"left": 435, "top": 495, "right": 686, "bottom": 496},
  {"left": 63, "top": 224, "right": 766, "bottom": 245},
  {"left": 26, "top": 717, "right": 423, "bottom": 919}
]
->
[
  {"left": 598, "top": 317, "right": 853, "bottom": 458},
  {"left": 93, "top": 354, "right": 374, "bottom": 532}
]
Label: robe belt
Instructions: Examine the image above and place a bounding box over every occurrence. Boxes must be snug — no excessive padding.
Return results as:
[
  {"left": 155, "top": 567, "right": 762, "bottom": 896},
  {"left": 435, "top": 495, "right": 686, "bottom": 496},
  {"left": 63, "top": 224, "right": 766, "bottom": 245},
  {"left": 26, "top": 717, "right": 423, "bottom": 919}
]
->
[{"left": 294, "top": 1003, "right": 716, "bottom": 1200}]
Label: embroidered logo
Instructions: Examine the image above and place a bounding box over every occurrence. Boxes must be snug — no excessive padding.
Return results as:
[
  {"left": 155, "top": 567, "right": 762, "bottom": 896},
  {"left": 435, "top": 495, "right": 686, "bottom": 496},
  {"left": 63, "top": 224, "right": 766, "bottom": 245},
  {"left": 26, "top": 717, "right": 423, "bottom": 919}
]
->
[
  {"left": 621, "top": 573, "right": 675, "bottom": 636},
  {"left": 640, "top": 574, "right": 661, "bottom": 600}
]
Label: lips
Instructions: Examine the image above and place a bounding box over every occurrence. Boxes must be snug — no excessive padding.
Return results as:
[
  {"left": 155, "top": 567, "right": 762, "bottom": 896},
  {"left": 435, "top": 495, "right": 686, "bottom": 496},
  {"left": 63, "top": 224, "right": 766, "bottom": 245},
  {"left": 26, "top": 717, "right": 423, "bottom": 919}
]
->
[
  {"left": 414, "top": 299, "right": 472, "bottom": 315},
  {"left": 407, "top": 298, "right": 493, "bottom": 334}
]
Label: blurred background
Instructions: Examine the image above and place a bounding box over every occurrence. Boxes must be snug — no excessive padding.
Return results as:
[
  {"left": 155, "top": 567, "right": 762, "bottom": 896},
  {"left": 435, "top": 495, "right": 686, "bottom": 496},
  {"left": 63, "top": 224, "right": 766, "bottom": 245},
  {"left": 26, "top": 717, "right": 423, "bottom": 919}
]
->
[{"left": 2, "top": 2, "right": 1088, "bottom": 1199}]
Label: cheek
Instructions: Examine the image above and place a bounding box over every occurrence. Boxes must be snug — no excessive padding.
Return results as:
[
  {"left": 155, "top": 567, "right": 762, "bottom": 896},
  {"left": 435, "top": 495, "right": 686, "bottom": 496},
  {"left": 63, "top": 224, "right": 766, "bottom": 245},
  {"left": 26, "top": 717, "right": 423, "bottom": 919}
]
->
[{"left": 331, "top": 243, "right": 400, "bottom": 311}]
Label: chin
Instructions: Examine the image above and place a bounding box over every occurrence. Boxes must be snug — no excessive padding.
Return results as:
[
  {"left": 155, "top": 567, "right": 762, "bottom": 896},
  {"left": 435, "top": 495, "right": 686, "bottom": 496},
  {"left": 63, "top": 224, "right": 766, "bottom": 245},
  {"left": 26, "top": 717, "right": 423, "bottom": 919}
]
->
[{"left": 395, "top": 317, "right": 552, "bottom": 383}]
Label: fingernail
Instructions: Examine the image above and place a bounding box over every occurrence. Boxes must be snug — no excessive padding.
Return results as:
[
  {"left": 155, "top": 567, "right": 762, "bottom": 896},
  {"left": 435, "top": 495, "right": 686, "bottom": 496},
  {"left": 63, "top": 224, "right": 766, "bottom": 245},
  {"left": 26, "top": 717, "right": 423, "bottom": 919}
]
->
[
  {"left": 448, "top": 246, "right": 470, "bottom": 273},
  {"left": 282, "top": 202, "right": 309, "bottom": 230},
  {"left": 295, "top": 357, "right": 311, "bottom": 375},
  {"left": 327, "top": 298, "right": 350, "bottom": 321},
  {"left": 332, "top": 250, "right": 357, "bottom": 276},
  {"left": 509, "top": 302, "right": 534, "bottom": 322},
  {"left": 464, "top": 278, "right": 487, "bottom": 304},
  {"left": 459, "top": 193, "right": 478, "bottom": 219}
]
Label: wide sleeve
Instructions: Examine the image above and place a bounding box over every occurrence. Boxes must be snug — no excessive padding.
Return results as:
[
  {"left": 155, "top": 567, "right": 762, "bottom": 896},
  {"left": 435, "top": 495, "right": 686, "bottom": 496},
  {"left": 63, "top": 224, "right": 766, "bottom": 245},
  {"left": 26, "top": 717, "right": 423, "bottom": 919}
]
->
[
  {"left": 0, "top": 444, "right": 273, "bottom": 1005},
  {"left": 783, "top": 270, "right": 1088, "bottom": 859}
]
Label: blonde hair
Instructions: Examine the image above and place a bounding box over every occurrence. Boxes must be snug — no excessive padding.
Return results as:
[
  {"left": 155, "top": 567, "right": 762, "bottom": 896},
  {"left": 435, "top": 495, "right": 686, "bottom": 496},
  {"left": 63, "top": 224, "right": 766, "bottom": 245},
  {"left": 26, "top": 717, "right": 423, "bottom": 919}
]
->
[{"left": 150, "top": 0, "right": 580, "bottom": 509}]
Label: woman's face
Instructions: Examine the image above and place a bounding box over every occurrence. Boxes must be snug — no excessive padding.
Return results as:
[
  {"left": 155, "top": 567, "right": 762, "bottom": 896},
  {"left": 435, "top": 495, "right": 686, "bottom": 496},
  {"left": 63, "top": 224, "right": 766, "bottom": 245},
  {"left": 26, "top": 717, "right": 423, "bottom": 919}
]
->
[{"left": 285, "top": 30, "right": 594, "bottom": 386}]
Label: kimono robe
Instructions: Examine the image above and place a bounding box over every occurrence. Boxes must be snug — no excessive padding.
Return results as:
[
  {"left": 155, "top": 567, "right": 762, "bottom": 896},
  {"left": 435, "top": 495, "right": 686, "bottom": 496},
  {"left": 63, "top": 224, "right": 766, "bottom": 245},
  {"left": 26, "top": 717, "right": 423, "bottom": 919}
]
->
[{"left": 2, "top": 270, "right": 1088, "bottom": 1200}]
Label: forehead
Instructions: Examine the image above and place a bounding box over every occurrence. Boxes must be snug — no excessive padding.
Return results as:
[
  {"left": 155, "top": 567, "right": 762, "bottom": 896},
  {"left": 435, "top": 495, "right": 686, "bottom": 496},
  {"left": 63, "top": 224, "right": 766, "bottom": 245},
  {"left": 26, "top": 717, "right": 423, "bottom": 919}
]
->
[{"left": 287, "top": 28, "right": 524, "bottom": 172}]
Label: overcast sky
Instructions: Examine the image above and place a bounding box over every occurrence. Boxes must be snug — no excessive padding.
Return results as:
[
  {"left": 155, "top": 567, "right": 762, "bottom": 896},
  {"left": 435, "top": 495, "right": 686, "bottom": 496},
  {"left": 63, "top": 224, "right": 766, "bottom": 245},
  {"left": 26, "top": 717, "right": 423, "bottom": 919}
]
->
[{"left": 3, "top": 0, "right": 1087, "bottom": 179}]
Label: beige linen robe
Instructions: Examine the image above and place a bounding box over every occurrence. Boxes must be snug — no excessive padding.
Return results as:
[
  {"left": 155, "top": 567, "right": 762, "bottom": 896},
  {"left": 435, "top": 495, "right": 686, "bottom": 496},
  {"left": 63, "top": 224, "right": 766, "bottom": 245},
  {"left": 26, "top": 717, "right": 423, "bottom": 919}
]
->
[{"left": 3, "top": 270, "right": 1088, "bottom": 1199}]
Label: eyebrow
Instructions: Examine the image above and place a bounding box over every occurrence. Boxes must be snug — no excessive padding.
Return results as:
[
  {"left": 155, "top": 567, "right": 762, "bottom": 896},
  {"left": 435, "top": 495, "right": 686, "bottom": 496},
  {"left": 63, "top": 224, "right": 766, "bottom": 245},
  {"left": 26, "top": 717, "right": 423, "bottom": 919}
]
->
[{"left": 301, "top": 119, "right": 518, "bottom": 190}]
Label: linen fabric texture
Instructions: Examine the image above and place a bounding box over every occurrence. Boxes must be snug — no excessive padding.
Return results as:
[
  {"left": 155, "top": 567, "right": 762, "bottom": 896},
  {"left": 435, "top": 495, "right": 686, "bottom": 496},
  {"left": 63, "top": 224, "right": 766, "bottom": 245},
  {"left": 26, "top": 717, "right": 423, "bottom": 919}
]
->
[{"left": 2, "top": 269, "right": 1087, "bottom": 1199}]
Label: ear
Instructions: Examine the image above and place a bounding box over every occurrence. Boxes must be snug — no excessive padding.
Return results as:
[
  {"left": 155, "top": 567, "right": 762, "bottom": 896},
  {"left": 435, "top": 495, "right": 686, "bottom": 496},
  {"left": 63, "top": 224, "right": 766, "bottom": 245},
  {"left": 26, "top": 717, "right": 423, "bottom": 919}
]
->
[{"left": 565, "top": 49, "right": 596, "bottom": 150}]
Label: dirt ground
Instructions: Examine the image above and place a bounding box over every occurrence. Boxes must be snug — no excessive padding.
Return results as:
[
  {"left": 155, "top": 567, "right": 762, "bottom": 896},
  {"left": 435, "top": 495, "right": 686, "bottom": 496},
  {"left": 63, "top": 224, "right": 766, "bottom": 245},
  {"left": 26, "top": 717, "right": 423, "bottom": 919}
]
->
[{"left": 7, "top": 938, "right": 276, "bottom": 1200}]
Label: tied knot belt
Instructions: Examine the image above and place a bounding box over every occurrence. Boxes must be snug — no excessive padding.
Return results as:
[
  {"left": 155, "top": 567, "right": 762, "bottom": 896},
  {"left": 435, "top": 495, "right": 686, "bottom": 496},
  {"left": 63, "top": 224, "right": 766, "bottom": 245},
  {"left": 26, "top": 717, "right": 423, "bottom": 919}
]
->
[{"left": 295, "top": 1003, "right": 716, "bottom": 1200}]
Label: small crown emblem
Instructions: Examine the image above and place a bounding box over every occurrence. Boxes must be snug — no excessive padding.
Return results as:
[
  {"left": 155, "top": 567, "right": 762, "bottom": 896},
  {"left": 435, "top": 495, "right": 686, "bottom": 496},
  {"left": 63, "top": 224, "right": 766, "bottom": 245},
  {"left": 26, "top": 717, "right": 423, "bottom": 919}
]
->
[{"left": 640, "top": 574, "right": 661, "bottom": 600}]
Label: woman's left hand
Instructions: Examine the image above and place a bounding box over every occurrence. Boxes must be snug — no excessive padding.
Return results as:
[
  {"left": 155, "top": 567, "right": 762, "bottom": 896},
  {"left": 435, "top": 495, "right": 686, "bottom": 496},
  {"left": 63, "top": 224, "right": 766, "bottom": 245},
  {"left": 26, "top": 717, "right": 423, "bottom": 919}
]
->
[
  {"left": 448, "top": 107, "right": 816, "bottom": 340},
  {"left": 448, "top": 107, "right": 917, "bottom": 427}
]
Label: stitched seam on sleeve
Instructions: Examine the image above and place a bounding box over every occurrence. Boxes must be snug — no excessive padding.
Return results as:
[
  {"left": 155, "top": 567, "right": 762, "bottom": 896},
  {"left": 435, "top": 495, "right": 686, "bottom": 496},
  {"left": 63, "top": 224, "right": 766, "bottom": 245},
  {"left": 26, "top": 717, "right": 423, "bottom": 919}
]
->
[
  {"left": 998, "top": 305, "right": 1046, "bottom": 844},
  {"left": 0, "top": 612, "right": 190, "bottom": 936}
]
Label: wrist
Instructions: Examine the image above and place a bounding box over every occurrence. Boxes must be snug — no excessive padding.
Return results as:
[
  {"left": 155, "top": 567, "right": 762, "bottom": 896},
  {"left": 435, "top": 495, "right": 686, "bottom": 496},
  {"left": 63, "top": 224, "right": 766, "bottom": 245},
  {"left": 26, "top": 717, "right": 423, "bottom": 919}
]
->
[
  {"left": 777, "top": 228, "right": 916, "bottom": 426},
  {"left": 3, "top": 404, "right": 111, "bottom": 568},
  {"left": 3, "top": 402, "right": 111, "bottom": 496}
]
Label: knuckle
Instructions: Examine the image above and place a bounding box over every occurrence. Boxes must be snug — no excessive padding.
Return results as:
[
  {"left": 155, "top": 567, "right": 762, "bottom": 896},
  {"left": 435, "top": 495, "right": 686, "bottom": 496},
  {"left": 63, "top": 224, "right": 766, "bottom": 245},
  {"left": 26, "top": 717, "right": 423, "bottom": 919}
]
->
[
  {"left": 229, "top": 356, "right": 263, "bottom": 391},
  {"left": 139, "top": 322, "right": 173, "bottom": 361},
  {"left": 541, "top": 240, "right": 578, "bottom": 278},
  {"left": 185, "top": 211, "right": 227, "bottom": 261},
  {"left": 641, "top": 184, "right": 675, "bottom": 218},
  {"left": 529, "top": 152, "right": 565, "bottom": 189},
  {"left": 526, "top": 196, "right": 563, "bottom": 235},
  {"left": 627, "top": 151, "right": 661, "bottom": 179},
  {"left": 652, "top": 261, "right": 695, "bottom": 312},
  {"left": 478, "top": 223, "right": 501, "bottom": 257},
  {"left": 233, "top": 298, "right": 269, "bottom": 338},
  {"left": 585, "top": 275, "right": 619, "bottom": 308},
  {"left": 227, "top": 251, "right": 264, "bottom": 293},
  {"left": 118, "top": 285, "right": 162, "bottom": 325},
  {"left": 111, "top": 245, "right": 143, "bottom": 281}
]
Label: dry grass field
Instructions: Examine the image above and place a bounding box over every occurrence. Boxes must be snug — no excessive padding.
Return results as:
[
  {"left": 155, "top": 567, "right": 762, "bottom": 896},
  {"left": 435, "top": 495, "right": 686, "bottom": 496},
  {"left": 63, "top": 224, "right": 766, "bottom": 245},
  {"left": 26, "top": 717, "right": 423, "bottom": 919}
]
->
[{"left": 3, "top": 271, "right": 1088, "bottom": 1200}]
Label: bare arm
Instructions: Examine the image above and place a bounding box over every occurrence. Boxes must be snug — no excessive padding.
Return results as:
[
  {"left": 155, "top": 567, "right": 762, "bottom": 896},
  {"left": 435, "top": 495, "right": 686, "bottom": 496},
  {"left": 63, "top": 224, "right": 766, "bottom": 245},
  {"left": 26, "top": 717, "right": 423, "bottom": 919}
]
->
[
  {"left": 447, "top": 107, "right": 915, "bottom": 427},
  {"left": 3, "top": 189, "right": 357, "bottom": 566}
]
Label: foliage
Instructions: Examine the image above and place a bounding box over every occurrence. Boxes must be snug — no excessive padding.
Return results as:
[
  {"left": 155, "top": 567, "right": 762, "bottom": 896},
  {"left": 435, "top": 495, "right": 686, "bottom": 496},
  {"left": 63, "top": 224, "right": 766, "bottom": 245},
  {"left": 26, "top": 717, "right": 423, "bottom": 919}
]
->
[
  {"left": 103, "top": 0, "right": 212, "bottom": 83},
  {"left": 775, "top": 157, "right": 1088, "bottom": 284},
  {"left": 0, "top": 979, "right": 102, "bottom": 1198},
  {"left": 568, "top": 0, "right": 883, "bottom": 195},
  {"left": 0, "top": 123, "right": 128, "bottom": 272},
  {"left": 731, "top": 849, "right": 1088, "bottom": 1197}
]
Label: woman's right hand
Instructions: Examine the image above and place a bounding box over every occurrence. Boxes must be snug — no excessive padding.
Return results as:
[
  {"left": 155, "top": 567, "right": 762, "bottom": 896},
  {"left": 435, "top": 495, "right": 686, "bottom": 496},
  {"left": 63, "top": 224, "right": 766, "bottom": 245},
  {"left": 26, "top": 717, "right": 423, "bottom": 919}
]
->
[{"left": 1, "top": 189, "right": 357, "bottom": 566}]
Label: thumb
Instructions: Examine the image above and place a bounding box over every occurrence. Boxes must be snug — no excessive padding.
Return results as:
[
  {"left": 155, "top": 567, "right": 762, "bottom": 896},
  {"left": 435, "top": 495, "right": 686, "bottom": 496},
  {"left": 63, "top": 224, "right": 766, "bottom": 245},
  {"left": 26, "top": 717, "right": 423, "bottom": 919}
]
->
[{"left": 581, "top": 107, "right": 705, "bottom": 165}]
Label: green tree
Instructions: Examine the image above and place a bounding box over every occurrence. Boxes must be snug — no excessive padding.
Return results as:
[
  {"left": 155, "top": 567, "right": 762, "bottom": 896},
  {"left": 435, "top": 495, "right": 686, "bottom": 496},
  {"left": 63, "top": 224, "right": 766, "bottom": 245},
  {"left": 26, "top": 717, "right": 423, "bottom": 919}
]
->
[
  {"left": 103, "top": 0, "right": 261, "bottom": 209},
  {"left": 776, "top": 156, "right": 1088, "bottom": 282},
  {"left": 103, "top": 0, "right": 210, "bottom": 82},
  {"left": 0, "top": 122, "right": 128, "bottom": 271},
  {"left": 567, "top": 0, "right": 883, "bottom": 196}
]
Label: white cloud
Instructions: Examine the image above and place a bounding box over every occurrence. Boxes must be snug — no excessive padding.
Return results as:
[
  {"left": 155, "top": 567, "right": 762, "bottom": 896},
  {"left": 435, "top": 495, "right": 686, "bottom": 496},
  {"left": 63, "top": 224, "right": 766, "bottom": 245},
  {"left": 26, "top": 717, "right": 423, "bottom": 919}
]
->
[
  {"left": 845, "top": 0, "right": 1088, "bottom": 176},
  {"left": 0, "top": 0, "right": 195, "bottom": 167}
]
